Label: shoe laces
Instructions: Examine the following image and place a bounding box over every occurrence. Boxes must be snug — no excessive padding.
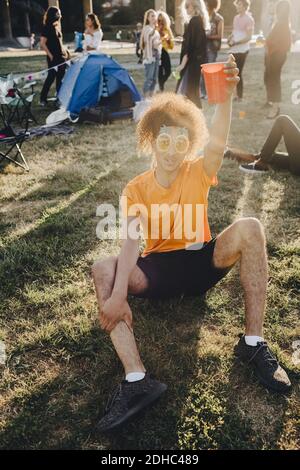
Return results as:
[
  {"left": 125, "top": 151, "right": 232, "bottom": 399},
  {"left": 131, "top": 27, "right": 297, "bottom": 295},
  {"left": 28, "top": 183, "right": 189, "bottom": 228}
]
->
[
  {"left": 248, "top": 342, "right": 278, "bottom": 369},
  {"left": 105, "top": 382, "right": 125, "bottom": 413}
]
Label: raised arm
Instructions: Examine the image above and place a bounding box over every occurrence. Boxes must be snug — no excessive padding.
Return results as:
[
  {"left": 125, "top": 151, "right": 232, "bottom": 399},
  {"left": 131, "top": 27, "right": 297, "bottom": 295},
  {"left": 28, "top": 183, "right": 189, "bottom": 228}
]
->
[{"left": 203, "top": 55, "right": 240, "bottom": 179}]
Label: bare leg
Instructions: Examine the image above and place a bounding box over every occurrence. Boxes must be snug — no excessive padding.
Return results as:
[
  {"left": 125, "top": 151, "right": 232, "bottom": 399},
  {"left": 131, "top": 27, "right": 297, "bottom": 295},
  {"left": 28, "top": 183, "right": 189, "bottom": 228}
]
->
[
  {"left": 92, "top": 257, "right": 149, "bottom": 375},
  {"left": 213, "top": 218, "right": 268, "bottom": 337}
]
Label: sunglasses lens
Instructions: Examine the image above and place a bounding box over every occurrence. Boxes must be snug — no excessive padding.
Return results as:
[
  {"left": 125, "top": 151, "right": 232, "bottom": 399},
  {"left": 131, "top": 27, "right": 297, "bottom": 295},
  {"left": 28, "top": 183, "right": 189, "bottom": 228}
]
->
[
  {"left": 175, "top": 135, "right": 189, "bottom": 153},
  {"left": 157, "top": 133, "right": 171, "bottom": 152}
]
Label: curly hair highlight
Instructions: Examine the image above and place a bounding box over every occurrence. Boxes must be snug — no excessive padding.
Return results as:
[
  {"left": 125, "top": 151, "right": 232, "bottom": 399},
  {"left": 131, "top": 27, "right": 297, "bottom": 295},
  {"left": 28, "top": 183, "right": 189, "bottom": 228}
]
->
[{"left": 136, "top": 93, "right": 208, "bottom": 164}]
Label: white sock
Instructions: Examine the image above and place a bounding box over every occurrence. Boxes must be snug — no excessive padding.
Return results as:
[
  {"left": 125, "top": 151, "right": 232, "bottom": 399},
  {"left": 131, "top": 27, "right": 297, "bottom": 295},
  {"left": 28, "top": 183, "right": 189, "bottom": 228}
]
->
[
  {"left": 245, "top": 335, "right": 264, "bottom": 347},
  {"left": 126, "top": 372, "right": 146, "bottom": 382}
]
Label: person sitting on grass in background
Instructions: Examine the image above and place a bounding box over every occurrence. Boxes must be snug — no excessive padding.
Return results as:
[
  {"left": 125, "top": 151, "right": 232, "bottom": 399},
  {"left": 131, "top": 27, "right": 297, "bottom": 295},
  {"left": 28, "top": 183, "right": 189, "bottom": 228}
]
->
[
  {"left": 92, "top": 55, "right": 291, "bottom": 434},
  {"left": 225, "top": 115, "right": 300, "bottom": 176}
]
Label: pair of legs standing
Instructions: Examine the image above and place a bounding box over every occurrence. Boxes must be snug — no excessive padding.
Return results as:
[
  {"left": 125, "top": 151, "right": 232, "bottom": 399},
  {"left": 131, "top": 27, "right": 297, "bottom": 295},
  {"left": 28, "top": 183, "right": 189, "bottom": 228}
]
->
[
  {"left": 143, "top": 54, "right": 160, "bottom": 98},
  {"left": 259, "top": 115, "right": 300, "bottom": 175},
  {"left": 92, "top": 218, "right": 267, "bottom": 377},
  {"left": 40, "top": 57, "right": 66, "bottom": 104},
  {"left": 158, "top": 49, "right": 171, "bottom": 92},
  {"left": 232, "top": 52, "right": 249, "bottom": 100},
  {"left": 264, "top": 52, "right": 287, "bottom": 114}
]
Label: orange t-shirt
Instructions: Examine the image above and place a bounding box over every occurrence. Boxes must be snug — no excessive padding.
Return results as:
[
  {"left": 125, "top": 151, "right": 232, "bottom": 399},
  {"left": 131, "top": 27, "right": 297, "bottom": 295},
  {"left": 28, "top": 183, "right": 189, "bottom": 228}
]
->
[{"left": 121, "top": 157, "right": 217, "bottom": 257}]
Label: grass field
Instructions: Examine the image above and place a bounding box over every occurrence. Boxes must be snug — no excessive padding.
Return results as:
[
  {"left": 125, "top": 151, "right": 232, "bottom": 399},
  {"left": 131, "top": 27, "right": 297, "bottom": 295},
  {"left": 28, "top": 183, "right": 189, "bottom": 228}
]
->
[{"left": 0, "top": 49, "right": 299, "bottom": 450}]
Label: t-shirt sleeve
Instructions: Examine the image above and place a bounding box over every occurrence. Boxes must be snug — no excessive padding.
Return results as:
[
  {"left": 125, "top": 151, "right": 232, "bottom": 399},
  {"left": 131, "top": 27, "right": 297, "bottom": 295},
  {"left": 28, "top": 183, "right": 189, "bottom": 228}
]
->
[{"left": 121, "top": 184, "right": 141, "bottom": 219}]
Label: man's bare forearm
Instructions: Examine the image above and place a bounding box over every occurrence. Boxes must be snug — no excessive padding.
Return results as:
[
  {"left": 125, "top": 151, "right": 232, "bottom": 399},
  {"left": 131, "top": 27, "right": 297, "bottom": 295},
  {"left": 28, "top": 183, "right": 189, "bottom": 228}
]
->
[
  {"left": 204, "top": 96, "right": 233, "bottom": 176},
  {"left": 210, "top": 97, "right": 232, "bottom": 151},
  {"left": 112, "top": 238, "right": 140, "bottom": 299}
]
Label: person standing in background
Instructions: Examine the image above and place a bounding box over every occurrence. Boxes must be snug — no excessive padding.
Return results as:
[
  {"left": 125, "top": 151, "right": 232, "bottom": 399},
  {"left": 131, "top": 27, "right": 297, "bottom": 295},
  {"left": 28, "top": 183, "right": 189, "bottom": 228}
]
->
[
  {"left": 206, "top": 0, "right": 224, "bottom": 62},
  {"left": 83, "top": 13, "right": 103, "bottom": 52},
  {"left": 141, "top": 9, "right": 162, "bottom": 98},
  {"left": 228, "top": 0, "right": 254, "bottom": 101},
  {"left": 30, "top": 33, "right": 36, "bottom": 50},
  {"left": 40, "top": 6, "right": 68, "bottom": 106},
  {"left": 264, "top": 0, "right": 292, "bottom": 120},
  {"left": 176, "top": 0, "right": 210, "bottom": 109},
  {"left": 135, "top": 23, "right": 143, "bottom": 64},
  {"left": 201, "top": 0, "right": 224, "bottom": 98},
  {"left": 158, "top": 11, "right": 174, "bottom": 92}
]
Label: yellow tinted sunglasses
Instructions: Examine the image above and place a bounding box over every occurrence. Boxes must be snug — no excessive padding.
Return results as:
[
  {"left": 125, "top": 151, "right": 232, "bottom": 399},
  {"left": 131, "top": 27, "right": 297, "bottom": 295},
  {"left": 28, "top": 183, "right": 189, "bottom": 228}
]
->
[{"left": 156, "top": 131, "right": 189, "bottom": 154}]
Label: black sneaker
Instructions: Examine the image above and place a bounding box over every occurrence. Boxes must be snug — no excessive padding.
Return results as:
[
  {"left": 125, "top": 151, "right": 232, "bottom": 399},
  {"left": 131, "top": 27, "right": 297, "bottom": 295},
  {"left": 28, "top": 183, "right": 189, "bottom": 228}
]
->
[
  {"left": 224, "top": 149, "right": 257, "bottom": 164},
  {"left": 96, "top": 373, "right": 167, "bottom": 433},
  {"left": 234, "top": 335, "right": 291, "bottom": 393},
  {"left": 239, "top": 162, "right": 269, "bottom": 174}
]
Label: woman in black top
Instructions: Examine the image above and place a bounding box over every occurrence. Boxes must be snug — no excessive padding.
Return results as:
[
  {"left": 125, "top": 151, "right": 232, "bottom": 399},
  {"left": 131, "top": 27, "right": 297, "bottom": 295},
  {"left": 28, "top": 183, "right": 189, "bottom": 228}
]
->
[
  {"left": 40, "top": 6, "right": 68, "bottom": 106},
  {"left": 176, "top": 0, "right": 210, "bottom": 108},
  {"left": 264, "top": 0, "right": 292, "bottom": 119}
]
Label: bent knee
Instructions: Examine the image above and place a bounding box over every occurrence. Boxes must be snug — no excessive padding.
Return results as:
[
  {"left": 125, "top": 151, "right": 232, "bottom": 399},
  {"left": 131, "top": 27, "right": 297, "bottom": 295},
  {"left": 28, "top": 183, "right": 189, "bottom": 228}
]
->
[
  {"left": 235, "top": 217, "right": 265, "bottom": 243},
  {"left": 92, "top": 256, "right": 117, "bottom": 280},
  {"left": 276, "top": 114, "right": 292, "bottom": 127}
]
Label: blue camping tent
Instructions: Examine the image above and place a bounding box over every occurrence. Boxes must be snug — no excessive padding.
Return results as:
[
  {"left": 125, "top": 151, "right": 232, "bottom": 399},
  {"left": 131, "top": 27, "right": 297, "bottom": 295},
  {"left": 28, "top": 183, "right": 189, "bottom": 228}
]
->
[{"left": 58, "top": 53, "right": 141, "bottom": 115}]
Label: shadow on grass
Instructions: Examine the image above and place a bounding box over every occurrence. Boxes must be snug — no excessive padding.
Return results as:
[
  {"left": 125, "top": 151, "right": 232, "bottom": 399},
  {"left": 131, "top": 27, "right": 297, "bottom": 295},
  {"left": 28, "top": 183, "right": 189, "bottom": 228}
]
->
[
  {"left": 177, "top": 352, "right": 292, "bottom": 450},
  {"left": 0, "top": 296, "right": 208, "bottom": 450},
  {"left": 0, "top": 159, "right": 133, "bottom": 303}
]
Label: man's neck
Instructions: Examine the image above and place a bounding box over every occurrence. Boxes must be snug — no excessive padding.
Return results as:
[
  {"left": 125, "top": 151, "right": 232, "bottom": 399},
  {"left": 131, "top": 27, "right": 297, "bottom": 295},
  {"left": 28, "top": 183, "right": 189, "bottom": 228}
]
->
[{"left": 154, "top": 166, "right": 180, "bottom": 189}]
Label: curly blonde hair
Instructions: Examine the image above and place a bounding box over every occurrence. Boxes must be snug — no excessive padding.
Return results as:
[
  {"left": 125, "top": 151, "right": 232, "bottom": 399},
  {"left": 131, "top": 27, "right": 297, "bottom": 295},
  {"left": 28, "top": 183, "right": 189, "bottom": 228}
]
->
[{"left": 136, "top": 93, "right": 208, "bottom": 164}]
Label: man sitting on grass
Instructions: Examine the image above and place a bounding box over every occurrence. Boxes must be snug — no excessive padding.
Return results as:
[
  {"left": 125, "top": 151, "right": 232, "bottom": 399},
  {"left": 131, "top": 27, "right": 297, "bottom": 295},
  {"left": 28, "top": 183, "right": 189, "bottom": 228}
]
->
[{"left": 92, "top": 55, "right": 291, "bottom": 433}]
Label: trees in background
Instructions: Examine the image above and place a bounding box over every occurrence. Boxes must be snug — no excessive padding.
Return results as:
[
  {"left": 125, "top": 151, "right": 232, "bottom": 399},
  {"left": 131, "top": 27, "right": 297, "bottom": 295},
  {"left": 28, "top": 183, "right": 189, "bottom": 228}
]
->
[
  {"left": 0, "top": 0, "right": 46, "bottom": 38},
  {"left": 0, "top": 0, "right": 13, "bottom": 39},
  {"left": 1, "top": 0, "right": 289, "bottom": 40},
  {"left": 110, "top": 0, "right": 153, "bottom": 25}
]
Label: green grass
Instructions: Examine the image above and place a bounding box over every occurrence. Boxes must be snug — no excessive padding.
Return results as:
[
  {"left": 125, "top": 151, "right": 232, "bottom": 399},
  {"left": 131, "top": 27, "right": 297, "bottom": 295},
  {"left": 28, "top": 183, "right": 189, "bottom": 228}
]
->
[{"left": 0, "top": 50, "right": 299, "bottom": 450}]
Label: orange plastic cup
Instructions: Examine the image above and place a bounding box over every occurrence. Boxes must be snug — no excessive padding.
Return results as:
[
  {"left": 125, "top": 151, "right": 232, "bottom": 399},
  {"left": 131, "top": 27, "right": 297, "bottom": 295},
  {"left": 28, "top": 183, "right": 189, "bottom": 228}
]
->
[{"left": 201, "top": 62, "right": 227, "bottom": 104}]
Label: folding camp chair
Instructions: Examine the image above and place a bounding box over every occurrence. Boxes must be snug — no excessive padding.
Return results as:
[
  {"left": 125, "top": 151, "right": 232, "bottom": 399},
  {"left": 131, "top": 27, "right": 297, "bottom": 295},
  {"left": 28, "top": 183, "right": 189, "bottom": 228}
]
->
[
  {"left": 0, "top": 91, "right": 30, "bottom": 171},
  {"left": 4, "top": 86, "right": 37, "bottom": 126}
]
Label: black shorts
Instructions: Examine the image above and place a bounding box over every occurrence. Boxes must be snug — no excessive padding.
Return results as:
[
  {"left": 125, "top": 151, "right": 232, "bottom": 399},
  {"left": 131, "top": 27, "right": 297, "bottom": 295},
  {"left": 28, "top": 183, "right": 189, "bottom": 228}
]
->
[{"left": 135, "top": 238, "right": 232, "bottom": 300}]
